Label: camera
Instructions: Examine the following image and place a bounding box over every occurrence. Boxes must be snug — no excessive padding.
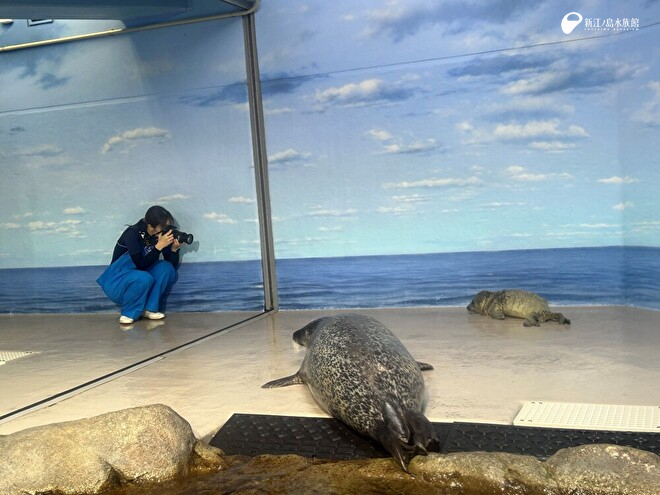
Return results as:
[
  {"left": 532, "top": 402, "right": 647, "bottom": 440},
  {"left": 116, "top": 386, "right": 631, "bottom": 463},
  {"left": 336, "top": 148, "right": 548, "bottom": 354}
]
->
[{"left": 164, "top": 226, "right": 194, "bottom": 245}]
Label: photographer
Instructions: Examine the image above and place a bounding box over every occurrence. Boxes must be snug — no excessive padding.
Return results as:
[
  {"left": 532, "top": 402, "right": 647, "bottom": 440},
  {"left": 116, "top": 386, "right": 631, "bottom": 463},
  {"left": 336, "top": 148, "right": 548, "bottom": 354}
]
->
[{"left": 97, "top": 205, "right": 182, "bottom": 325}]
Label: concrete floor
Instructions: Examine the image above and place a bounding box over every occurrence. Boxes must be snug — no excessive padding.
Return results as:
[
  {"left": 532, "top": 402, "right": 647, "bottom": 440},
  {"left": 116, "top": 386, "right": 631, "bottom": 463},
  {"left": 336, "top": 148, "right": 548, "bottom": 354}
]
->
[{"left": 0, "top": 306, "right": 658, "bottom": 442}]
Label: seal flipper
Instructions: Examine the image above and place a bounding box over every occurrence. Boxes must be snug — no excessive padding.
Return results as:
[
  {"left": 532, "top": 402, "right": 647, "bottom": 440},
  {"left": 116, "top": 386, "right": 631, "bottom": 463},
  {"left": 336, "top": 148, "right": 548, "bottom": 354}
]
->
[
  {"left": 523, "top": 314, "right": 541, "bottom": 327},
  {"left": 375, "top": 401, "right": 439, "bottom": 472},
  {"left": 375, "top": 402, "right": 415, "bottom": 472},
  {"left": 404, "top": 409, "right": 440, "bottom": 455},
  {"left": 261, "top": 373, "right": 304, "bottom": 389}
]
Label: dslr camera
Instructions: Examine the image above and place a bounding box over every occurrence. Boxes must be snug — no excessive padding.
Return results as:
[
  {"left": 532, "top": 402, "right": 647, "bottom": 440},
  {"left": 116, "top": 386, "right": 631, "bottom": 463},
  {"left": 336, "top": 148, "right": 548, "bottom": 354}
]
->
[{"left": 164, "top": 226, "right": 194, "bottom": 245}]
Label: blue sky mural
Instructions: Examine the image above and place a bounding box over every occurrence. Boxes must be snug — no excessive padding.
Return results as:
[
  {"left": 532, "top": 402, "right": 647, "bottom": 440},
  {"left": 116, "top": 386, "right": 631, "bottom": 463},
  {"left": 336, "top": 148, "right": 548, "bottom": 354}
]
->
[
  {"left": 256, "top": 0, "right": 660, "bottom": 259},
  {"left": 1, "top": 0, "right": 659, "bottom": 269}
]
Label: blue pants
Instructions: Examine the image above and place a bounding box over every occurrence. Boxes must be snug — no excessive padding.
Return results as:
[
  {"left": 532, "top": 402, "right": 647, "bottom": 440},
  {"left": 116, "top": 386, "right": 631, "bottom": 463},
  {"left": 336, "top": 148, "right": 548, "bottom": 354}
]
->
[{"left": 97, "top": 253, "right": 177, "bottom": 320}]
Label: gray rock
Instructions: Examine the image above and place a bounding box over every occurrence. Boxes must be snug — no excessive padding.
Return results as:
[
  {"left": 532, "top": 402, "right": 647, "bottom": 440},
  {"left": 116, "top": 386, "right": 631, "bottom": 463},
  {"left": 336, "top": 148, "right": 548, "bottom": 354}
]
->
[
  {"left": 0, "top": 403, "right": 225, "bottom": 495},
  {"left": 547, "top": 443, "right": 660, "bottom": 495},
  {"left": 410, "top": 444, "right": 659, "bottom": 495}
]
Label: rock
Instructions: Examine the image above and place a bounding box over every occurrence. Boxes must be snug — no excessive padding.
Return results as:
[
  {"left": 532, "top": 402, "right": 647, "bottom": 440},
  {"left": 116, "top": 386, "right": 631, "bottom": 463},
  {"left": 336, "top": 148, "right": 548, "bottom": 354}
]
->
[
  {"left": 0, "top": 404, "right": 225, "bottom": 495},
  {"left": 547, "top": 443, "right": 660, "bottom": 495},
  {"left": 2, "top": 406, "right": 658, "bottom": 495},
  {"left": 410, "top": 451, "right": 556, "bottom": 494},
  {"left": 100, "top": 445, "right": 660, "bottom": 495}
]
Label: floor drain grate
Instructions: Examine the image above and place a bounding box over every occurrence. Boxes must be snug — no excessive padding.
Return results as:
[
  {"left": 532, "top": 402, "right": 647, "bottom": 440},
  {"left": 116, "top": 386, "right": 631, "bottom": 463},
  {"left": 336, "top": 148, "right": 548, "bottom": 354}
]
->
[
  {"left": 514, "top": 401, "right": 660, "bottom": 432},
  {"left": 0, "top": 350, "right": 38, "bottom": 365}
]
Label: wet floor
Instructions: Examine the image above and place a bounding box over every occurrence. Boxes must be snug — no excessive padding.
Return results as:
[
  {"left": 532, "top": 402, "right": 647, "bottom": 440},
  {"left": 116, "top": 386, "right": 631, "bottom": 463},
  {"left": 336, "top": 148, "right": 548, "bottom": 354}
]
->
[{"left": 1, "top": 306, "right": 658, "bottom": 442}]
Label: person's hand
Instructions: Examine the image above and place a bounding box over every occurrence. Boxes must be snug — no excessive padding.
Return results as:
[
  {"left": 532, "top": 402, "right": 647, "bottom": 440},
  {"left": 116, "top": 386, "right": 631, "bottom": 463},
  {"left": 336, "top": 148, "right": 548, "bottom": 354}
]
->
[
  {"left": 171, "top": 238, "right": 181, "bottom": 253},
  {"left": 155, "top": 230, "right": 174, "bottom": 251}
]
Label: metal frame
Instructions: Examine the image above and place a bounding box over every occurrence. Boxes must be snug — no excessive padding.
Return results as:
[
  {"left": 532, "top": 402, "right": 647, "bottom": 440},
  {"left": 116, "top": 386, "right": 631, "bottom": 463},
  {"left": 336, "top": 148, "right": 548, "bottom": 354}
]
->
[
  {"left": 0, "top": 0, "right": 260, "bottom": 52},
  {"left": 243, "top": 12, "right": 278, "bottom": 311}
]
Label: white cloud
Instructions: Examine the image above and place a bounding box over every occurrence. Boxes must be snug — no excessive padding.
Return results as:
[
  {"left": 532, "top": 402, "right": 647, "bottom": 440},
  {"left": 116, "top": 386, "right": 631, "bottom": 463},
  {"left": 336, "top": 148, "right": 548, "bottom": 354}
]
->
[
  {"left": 63, "top": 206, "right": 86, "bottom": 215},
  {"left": 265, "top": 106, "right": 294, "bottom": 115},
  {"left": 506, "top": 165, "right": 574, "bottom": 182},
  {"left": 383, "top": 138, "right": 440, "bottom": 155},
  {"left": 154, "top": 193, "right": 188, "bottom": 203},
  {"left": 461, "top": 119, "right": 588, "bottom": 150},
  {"left": 368, "top": 128, "right": 441, "bottom": 154},
  {"left": 203, "top": 212, "right": 237, "bottom": 224},
  {"left": 579, "top": 223, "right": 618, "bottom": 228},
  {"left": 631, "top": 81, "right": 660, "bottom": 126},
  {"left": 392, "top": 194, "right": 430, "bottom": 203},
  {"left": 377, "top": 205, "right": 414, "bottom": 215},
  {"left": 384, "top": 176, "right": 482, "bottom": 189},
  {"left": 613, "top": 202, "right": 634, "bottom": 210},
  {"left": 268, "top": 148, "right": 312, "bottom": 165},
  {"left": 100, "top": 127, "right": 171, "bottom": 154},
  {"left": 27, "top": 219, "right": 83, "bottom": 238},
  {"left": 313, "top": 78, "right": 413, "bottom": 110},
  {"left": 13, "top": 144, "right": 64, "bottom": 158},
  {"left": 316, "top": 79, "right": 381, "bottom": 103},
  {"left": 307, "top": 206, "right": 358, "bottom": 217},
  {"left": 501, "top": 60, "right": 644, "bottom": 96},
  {"left": 456, "top": 121, "right": 475, "bottom": 133},
  {"left": 480, "top": 201, "right": 527, "bottom": 208},
  {"left": 7, "top": 144, "right": 68, "bottom": 168},
  {"left": 228, "top": 196, "right": 256, "bottom": 204},
  {"left": 367, "top": 129, "right": 393, "bottom": 141},
  {"left": 597, "top": 176, "right": 639, "bottom": 184},
  {"left": 493, "top": 119, "right": 588, "bottom": 140},
  {"left": 529, "top": 141, "right": 576, "bottom": 151},
  {"left": 28, "top": 221, "right": 57, "bottom": 230},
  {"left": 629, "top": 220, "right": 660, "bottom": 233}
]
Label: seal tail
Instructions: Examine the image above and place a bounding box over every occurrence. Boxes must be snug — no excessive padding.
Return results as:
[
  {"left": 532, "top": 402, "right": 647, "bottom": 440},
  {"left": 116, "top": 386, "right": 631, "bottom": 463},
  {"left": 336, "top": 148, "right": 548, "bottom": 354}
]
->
[
  {"left": 261, "top": 373, "right": 304, "bottom": 388},
  {"left": 376, "top": 401, "right": 439, "bottom": 472}
]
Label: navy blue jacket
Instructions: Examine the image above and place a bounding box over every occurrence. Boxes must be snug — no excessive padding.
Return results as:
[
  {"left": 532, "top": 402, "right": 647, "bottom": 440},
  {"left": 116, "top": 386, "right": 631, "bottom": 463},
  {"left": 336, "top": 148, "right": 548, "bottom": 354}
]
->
[{"left": 110, "top": 219, "right": 180, "bottom": 270}]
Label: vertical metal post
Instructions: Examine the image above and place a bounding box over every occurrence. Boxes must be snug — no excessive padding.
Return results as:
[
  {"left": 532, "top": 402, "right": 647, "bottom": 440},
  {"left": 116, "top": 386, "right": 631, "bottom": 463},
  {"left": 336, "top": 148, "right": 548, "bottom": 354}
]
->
[{"left": 243, "top": 12, "right": 278, "bottom": 311}]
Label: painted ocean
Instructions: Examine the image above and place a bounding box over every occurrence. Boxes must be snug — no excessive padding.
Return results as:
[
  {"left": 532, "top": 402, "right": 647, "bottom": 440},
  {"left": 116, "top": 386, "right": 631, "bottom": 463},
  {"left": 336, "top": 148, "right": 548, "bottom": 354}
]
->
[{"left": 0, "top": 246, "right": 658, "bottom": 314}]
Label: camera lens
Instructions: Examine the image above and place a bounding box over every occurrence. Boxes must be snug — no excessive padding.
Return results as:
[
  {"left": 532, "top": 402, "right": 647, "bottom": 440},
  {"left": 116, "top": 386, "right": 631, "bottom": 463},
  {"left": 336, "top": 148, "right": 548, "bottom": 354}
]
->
[{"left": 172, "top": 229, "right": 193, "bottom": 244}]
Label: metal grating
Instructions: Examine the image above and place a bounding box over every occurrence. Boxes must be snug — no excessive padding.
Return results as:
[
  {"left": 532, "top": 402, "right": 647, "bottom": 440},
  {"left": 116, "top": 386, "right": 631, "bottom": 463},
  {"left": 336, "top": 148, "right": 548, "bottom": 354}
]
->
[
  {"left": 0, "top": 350, "right": 38, "bottom": 365},
  {"left": 514, "top": 401, "right": 660, "bottom": 432}
]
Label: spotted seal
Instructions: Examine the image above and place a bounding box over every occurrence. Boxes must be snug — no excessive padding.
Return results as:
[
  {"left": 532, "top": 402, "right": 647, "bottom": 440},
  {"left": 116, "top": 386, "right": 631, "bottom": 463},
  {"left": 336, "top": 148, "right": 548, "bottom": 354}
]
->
[
  {"left": 262, "top": 313, "right": 438, "bottom": 471},
  {"left": 467, "top": 289, "right": 570, "bottom": 327}
]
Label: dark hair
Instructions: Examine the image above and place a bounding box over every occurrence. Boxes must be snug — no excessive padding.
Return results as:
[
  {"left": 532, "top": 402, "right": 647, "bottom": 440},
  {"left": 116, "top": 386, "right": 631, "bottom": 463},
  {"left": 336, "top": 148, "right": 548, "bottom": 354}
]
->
[{"left": 144, "top": 205, "right": 174, "bottom": 228}]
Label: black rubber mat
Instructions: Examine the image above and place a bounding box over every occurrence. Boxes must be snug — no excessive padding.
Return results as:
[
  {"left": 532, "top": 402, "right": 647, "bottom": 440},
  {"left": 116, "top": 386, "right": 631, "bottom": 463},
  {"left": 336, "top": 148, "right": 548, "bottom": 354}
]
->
[{"left": 210, "top": 413, "right": 659, "bottom": 461}]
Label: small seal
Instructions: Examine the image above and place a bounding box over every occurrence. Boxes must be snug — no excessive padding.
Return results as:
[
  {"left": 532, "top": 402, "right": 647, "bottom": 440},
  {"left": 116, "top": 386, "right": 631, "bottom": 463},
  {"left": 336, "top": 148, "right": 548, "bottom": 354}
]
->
[
  {"left": 467, "top": 289, "right": 571, "bottom": 327},
  {"left": 262, "top": 313, "right": 438, "bottom": 471}
]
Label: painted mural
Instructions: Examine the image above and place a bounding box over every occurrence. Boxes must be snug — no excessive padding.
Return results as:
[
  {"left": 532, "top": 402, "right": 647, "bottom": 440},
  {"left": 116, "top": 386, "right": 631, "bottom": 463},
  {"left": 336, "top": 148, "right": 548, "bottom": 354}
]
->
[{"left": 1, "top": 0, "right": 659, "bottom": 312}]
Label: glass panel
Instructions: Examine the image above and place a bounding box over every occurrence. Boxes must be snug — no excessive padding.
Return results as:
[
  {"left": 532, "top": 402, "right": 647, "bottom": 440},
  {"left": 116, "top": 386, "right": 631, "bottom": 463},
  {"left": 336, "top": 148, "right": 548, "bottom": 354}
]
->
[{"left": 0, "top": 17, "right": 264, "bottom": 419}]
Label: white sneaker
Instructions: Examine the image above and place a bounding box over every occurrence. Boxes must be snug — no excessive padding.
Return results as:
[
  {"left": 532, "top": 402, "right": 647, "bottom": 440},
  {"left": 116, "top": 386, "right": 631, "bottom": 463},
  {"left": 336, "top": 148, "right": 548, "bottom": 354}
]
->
[
  {"left": 119, "top": 315, "right": 134, "bottom": 325},
  {"left": 143, "top": 310, "right": 165, "bottom": 320}
]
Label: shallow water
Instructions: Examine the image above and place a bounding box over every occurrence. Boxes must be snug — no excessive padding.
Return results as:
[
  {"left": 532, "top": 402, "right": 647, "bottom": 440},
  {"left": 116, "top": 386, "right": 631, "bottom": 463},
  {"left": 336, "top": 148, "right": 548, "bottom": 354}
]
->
[{"left": 104, "top": 454, "right": 467, "bottom": 495}]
